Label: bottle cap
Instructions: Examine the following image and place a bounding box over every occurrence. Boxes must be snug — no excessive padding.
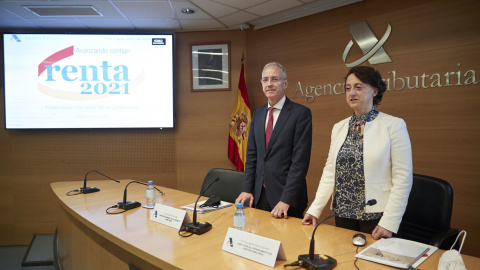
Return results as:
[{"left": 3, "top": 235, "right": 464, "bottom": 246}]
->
[
  {"left": 236, "top": 202, "right": 243, "bottom": 208},
  {"left": 148, "top": 180, "right": 153, "bottom": 185}
]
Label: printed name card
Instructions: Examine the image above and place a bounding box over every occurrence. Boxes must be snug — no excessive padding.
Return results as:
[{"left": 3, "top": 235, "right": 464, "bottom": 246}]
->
[
  {"left": 149, "top": 204, "right": 191, "bottom": 230},
  {"left": 222, "top": 227, "right": 286, "bottom": 267}
]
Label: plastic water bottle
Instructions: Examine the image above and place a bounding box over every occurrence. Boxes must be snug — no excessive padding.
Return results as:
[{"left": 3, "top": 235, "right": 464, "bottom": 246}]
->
[
  {"left": 234, "top": 202, "right": 246, "bottom": 231},
  {"left": 146, "top": 180, "right": 155, "bottom": 208}
]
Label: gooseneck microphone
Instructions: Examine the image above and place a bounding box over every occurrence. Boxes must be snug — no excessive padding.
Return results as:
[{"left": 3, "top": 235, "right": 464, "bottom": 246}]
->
[
  {"left": 117, "top": 180, "right": 164, "bottom": 210},
  {"left": 80, "top": 170, "right": 120, "bottom": 194},
  {"left": 296, "top": 199, "right": 377, "bottom": 270},
  {"left": 184, "top": 177, "right": 220, "bottom": 235}
]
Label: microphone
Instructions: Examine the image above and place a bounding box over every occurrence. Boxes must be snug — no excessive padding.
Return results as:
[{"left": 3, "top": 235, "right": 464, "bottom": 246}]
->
[
  {"left": 117, "top": 181, "right": 164, "bottom": 210},
  {"left": 184, "top": 177, "right": 220, "bottom": 235},
  {"left": 80, "top": 170, "right": 120, "bottom": 194},
  {"left": 297, "top": 199, "right": 377, "bottom": 270}
]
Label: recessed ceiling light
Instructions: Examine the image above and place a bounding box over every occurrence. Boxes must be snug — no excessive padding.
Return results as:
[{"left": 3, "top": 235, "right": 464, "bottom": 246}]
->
[
  {"left": 23, "top": 5, "right": 102, "bottom": 17},
  {"left": 181, "top": 8, "right": 196, "bottom": 14}
]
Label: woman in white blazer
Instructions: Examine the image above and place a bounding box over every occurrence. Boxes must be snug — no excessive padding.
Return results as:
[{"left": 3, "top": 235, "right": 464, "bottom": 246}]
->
[{"left": 302, "top": 66, "right": 412, "bottom": 239}]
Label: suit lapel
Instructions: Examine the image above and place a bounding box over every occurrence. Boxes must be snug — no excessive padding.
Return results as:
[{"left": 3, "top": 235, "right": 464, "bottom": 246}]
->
[
  {"left": 257, "top": 105, "right": 268, "bottom": 151},
  {"left": 266, "top": 98, "right": 292, "bottom": 155}
]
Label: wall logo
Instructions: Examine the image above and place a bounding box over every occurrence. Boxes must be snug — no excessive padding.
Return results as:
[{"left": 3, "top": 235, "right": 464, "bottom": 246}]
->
[
  {"left": 343, "top": 21, "right": 392, "bottom": 67},
  {"left": 294, "top": 21, "right": 478, "bottom": 103}
]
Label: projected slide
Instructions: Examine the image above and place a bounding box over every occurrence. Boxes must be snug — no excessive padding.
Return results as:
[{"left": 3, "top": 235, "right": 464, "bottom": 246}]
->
[{"left": 3, "top": 34, "right": 174, "bottom": 129}]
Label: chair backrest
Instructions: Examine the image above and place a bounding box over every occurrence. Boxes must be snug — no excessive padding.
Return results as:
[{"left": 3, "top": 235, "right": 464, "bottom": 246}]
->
[
  {"left": 200, "top": 168, "right": 244, "bottom": 203},
  {"left": 399, "top": 173, "right": 454, "bottom": 244}
]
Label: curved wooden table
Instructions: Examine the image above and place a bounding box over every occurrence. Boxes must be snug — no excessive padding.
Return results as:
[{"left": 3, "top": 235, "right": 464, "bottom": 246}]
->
[{"left": 51, "top": 180, "right": 478, "bottom": 269}]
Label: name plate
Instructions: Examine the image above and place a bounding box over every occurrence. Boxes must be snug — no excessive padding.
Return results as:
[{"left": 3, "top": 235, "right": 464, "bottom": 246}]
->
[
  {"left": 222, "top": 227, "right": 286, "bottom": 267},
  {"left": 150, "top": 204, "right": 191, "bottom": 230}
]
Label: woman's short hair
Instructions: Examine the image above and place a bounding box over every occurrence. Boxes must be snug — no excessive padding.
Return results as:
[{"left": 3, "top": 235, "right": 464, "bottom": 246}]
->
[
  {"left": 263, "top": 62, "right": 287, "bottom": 80},
  {"left": 345, "top": 66, "right": 386, "bottom": 106}
]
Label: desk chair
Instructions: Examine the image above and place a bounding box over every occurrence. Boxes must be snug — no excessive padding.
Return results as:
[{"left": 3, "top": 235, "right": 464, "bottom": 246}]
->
[
  {"left": 397, "top": 173, "right": 460, "bottom": 250},
  {"left": 200, "top": 168, "right": 244, "bottom": 203}
]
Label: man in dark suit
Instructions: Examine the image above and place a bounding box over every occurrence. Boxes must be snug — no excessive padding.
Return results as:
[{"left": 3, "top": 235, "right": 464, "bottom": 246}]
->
[{"left": 235, "top": 62, "right": 312, "bottom": 219}]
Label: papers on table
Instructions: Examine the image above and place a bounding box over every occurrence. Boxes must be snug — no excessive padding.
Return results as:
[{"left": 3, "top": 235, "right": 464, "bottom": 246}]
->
[
  {"left": 355, "top": 237, "right": 438, "bottom": 269},
  {"left": 181, "top": 200, "right": 232, "bottom": 214}
]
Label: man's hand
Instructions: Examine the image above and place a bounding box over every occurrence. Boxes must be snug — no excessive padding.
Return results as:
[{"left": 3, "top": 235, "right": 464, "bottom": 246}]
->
[
  {"left": 371, "top": 225, "right": 392, "bottom": 240},
  {"left": 235, "top": 192, "right": 254, "bottom": 207},
  {"left": 271, "top": 201, "right": 290, "bottom": 218},
  {"left": 302, "top": 213, "right": 318, "bottom": 226}
]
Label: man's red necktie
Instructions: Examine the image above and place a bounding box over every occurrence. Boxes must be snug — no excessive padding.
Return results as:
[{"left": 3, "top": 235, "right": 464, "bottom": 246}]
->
[
  {"left": 264, "top": 107, "right": 275, "bottom": 188},
  {"left": 266, "top": 107, "right": 275, "bottom": 148}
]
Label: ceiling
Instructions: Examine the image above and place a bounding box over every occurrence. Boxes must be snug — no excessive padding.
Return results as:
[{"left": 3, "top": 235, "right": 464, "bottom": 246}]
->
[{"left": 0, "top": 0, "right": 361, "bottom": 32}]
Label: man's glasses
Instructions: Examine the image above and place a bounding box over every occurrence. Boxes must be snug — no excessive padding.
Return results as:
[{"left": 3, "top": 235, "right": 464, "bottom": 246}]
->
[{"left": 261, "top": 77, "right": 284, "bottom": 84}]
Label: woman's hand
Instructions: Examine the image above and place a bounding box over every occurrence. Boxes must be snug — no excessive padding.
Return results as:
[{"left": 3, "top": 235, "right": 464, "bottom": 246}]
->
[
  {"left": 372, "top": 225, "right": 392, "bottom": 239},
  {"left": 302, "top": 213, "right": 318, "bottom": 226}
]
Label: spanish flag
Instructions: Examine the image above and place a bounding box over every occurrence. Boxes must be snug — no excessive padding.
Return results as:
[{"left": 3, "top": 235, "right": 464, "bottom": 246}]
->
[{"left": 228, "top": 57, "right": 251, "bottom": 171}]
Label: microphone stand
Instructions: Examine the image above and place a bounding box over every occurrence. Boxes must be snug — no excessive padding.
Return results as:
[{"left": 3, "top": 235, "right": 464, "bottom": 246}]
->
[
  {"left": 118, "top": 181, "right": 164, "bottom": 210},
  {"left": 297, "top": 199, "right": 377, "bottom": 270},
  {"left": 80, "top": 170, "right": 120, "bottom": 194},
  {"left": 184, "top": 177, "right": 220, "bottom": 235}
]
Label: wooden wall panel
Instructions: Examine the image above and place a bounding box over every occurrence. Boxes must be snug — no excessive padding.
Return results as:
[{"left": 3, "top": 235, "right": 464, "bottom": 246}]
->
[
  {"left": 174, "top": 31, "right": 245, "bottom": 193},
  {"left": 245, "top": 0, "right": 480, "bottom": 256},
  {"left": 1, "top": 0, "right": 479, "bottom": 259}
]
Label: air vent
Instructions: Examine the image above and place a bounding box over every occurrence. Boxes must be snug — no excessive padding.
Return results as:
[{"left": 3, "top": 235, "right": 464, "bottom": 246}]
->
[{"left": 24, "top": 6, "right": 102, "bottom": 17}]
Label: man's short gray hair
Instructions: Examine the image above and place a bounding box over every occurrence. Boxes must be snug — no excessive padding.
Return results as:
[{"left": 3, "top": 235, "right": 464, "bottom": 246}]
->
[{"left": 263, "top": 62, "right": 287, "bottom": 80}]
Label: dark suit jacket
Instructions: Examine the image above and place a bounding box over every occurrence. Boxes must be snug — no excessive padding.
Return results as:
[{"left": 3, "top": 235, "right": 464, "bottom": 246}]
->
[{"left": 242, "top": 97, "right": 312, "bottom": 214}]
